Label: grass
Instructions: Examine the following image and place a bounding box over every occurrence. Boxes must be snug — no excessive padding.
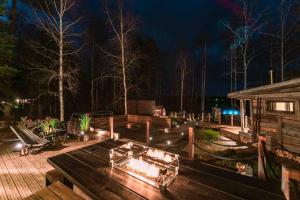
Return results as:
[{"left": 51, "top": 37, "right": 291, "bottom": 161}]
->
[{"left": 195, "top": 129, "right": 220, "bottom": 141}]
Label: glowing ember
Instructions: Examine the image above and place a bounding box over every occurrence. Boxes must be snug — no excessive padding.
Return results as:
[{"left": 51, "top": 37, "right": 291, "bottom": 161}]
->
[
  {"left": 146, "top": 149, "right": 173, "bottom": 163},
  {"left": 127, "top": 157, "right": 159, "bottom": 178}
]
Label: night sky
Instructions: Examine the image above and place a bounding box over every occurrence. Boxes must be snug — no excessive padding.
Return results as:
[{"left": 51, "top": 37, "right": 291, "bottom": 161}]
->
[{"left": 18, "top": 0, "right": 276, "bottom": 96}]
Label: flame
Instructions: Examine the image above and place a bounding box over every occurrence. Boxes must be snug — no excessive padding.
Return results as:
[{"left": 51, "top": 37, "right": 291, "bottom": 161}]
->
[
  {"left": 146, "top": 149, "right": 173, "bottom": 163},
  {"left": 127, "top": 157, "right": 159, "bottom": 178}
]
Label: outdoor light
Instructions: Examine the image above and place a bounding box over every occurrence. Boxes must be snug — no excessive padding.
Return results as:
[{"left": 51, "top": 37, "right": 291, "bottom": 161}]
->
[
  {"left": 164, "top": 128, "right": 169, "bottom": 133},
  {"left": 127, "top": 123, "right": 132, "bottom": 128},
  {"left": 16, "top": 143, "right": 23, "bottom": 149},
  {"left": 15, "top": 98, "right": 20, "bottom": 104},
  {"left": 167, "top": 140, "right": 171, "bottom": 145},
  {"left": 181, "top": 132, "right": 184, "bottom": 136},
  {"left": 184, "top": 121, "right": 187, "bottom": 124},
  {"left": 176, "top": 125, "right": 179, "bottom": 128},
  {"left": 1, "top": 101, "right": 5, "bottom": 104},
  {"left": 150, "top": 136, "right": 153, "bottom": 141},
  {"left": 195, "top": 122, "right": 199, "bottom": 126}
]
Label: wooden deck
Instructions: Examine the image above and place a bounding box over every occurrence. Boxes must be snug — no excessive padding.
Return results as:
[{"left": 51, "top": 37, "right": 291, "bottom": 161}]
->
[{"left": 0, "top": 135, "right": 109, "bottom": 200}]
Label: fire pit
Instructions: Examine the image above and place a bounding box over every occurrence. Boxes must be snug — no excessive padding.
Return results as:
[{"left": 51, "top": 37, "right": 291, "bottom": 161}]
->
[{"left": 110, "top": 142, "right": 179, "bottom": 191}]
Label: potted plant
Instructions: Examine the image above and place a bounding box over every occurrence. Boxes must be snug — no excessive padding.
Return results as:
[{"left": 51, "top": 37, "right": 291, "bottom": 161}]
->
[
  {"left": 79, "top": 114, "right": 92, "bottom": 141},
  {"left": 40, "top": 118, "right": 60, "bottom": 146}
]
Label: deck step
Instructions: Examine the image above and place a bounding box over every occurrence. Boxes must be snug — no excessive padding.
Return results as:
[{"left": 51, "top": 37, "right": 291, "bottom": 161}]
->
[
  {"left": 46, "top": 169, "right": 64, "bottom": 186},
  {"left": 23, "top": 181, "right": 84, "bottom": 200}
]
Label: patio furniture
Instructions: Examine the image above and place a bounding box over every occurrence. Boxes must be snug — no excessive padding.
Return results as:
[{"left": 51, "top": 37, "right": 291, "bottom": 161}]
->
[
  {"left": 10, "top": 124, "right": 51, "bottom": 154},
  {"left": 23, "top": 181, "right": 84, "bottom": 200}
]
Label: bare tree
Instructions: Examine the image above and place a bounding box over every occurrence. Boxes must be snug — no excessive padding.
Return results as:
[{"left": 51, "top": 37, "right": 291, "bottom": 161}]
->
[
  {"left": 200, "top": 42, "right": 207, "bottom": 120},
  {"left": 177, "top": 52, "right": 189, "bottom": 113},
  {"left": 279, "top": 0, "right": 298, "bottom": 81},
  {"left": 30, "top": 0, "right": 81, "bottom": 121},
  {"left": 223, "top": 0, "right": 264, "bottom": 89},
  {"left": 102, "top": 0, "right": 141, "bottom": 115}
]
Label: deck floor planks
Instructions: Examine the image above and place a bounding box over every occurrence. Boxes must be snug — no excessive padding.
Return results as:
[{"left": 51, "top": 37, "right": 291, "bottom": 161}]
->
[
  {"left": 0, "top": 156, "right": 8, "bottom": 200},
  {"left": 18, "top": 153, "right": 45, "bottom": 188},
  {"left": 1, "top": 153, "right": 32, "bottom": 199},
  {"left": 0, "top": 137, "right": 106, "bottom": 200},
  {"left": 0, "top": 154, "right": 22, "bottom": 200},
  {"left": 7, "top": 151, "right": 43, "bottom": 195}
]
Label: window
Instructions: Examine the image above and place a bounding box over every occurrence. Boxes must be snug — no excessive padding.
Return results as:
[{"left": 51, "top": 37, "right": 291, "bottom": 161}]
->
[{"left": 267, "top": 101, "right": 294, "bottom": 113}]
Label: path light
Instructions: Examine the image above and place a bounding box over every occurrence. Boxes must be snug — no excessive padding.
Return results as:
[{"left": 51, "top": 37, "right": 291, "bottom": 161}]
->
[
  {"left": 16, "top": 143, "right": 23, "bottom": 149},
  {"left": 167, "top": 140, "right": 171, "bottom": 145}
]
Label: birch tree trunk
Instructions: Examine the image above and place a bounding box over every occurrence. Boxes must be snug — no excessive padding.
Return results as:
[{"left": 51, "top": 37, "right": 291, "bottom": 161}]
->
[
  {"left": 59, "top": 4, "right": 64, "bottom": 121},
  {"left": 180, "top": 66, "right": 185, "bottom": 113},
  {"left": 103, "top": 1, "right": 140, "bottom": 115},
  {"left": 31, "top": 0, "right": 81, "bottom": 122}
]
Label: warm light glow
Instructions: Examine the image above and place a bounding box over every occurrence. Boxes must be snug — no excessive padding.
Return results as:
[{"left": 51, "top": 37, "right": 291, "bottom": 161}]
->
[
  {"left": 176, "top": 125, "right": 179, "bottom": 128},
  {"left": 146, "top": 149, "right": 173, "bottom": 163},
  {"left": 96, "top": 129, "right": 106, "bottom": 135},
  {"left": 150, "top": 136, "right": 153, "bottom": 141},
  {"left": 167, "top": 140, "right": 171, "bottom": 145},
  {"left": 127, "top": 157, "right": 159, "bottom": 178},
  {"left": 127, "top": 123, "right": 132, "bottom": 128},
  {"left": 164, "top": 128, "right": 169, "bottom": 133},
  {"left": 16, "top": 143, "right": 23, "bottom": 149},
  {"left": 181, "top": 132, "right": 184, "bottom": 136}
]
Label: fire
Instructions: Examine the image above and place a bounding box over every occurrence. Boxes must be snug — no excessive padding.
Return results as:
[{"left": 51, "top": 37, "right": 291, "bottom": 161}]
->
[
  {"left": 127, "top": 157, "right": 160, "bottom": 178},
  {"left": 146, "top": 149, "right": 173, "bottom": 163}
]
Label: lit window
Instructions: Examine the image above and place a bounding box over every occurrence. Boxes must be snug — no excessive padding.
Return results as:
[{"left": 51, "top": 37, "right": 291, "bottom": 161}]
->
[{"left": 267, "top": 101, "right": 294, "bottom": 113}]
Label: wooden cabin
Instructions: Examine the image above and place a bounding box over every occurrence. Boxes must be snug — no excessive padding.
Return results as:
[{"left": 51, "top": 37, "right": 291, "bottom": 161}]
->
[{"left": 228, "top": 78, "right": 300, "bottom": 200}]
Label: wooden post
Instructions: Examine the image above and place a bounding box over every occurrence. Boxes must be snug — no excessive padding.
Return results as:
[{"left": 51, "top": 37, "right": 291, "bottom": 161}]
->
[
  {"left": 109, "top": 117, "right": 114, "bottom": 139},
  {"left": 281, "top": 165, "right": 300, "bottom": 200},
  {"left": 208, "top": 113, "right": 211, "bottom": 124},
  {"left": 146, "top": 121, "right": 150, "bottom": 146},
  {"left": 230, "top": 115, "right": 234, "bottom": 126},
  {"left": 240, "top": 100, "right": 245, "bottom": 132},
  {"left": 277, "top": 116, "right": 283, "bottom": 146},
  {"left": 250, "top": 99, "right": 254, "bottom": 131},
  {"left": 188, "top": 127, "right": 194, "bottom": 160},
  {"left": 258, "top": 136, "right": 267, "bottom": 180},
  {"left": 218, "top": 112, "right": 221, "bottom": 125}
]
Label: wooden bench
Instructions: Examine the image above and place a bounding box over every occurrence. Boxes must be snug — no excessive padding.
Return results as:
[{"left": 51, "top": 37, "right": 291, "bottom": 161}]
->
[
  {"left": 23, "top": 181, "right": 84, "bottom": 200},
  {"left": 10, "top": 125, "right": 51, "bottom": 155}
]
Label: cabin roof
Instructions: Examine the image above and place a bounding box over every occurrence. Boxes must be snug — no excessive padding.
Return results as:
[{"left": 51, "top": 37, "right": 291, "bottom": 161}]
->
[{"left": 228, "top": 78, "right": 300, "bottom": 99}]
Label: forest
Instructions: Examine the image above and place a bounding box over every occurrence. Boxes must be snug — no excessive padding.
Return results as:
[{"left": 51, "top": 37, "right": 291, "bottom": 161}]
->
[{"left": 1, "top": 0, "right": 300, "bottom": 121}]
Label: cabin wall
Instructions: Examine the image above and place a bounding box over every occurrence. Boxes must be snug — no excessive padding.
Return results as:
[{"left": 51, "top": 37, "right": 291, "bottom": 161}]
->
[{"left": 252, "top": 98, "right": 300, "bottom": 154}]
